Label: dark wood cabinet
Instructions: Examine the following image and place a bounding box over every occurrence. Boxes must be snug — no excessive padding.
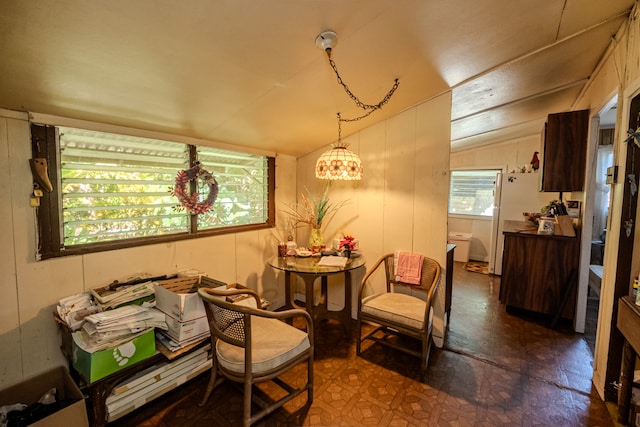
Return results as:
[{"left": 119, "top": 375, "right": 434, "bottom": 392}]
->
[
  {"left": 500, "top": 228, "right": 580, "bottom": 319},
  {"left": 542, "top": 109, "right": 589, "bottom": 192}
]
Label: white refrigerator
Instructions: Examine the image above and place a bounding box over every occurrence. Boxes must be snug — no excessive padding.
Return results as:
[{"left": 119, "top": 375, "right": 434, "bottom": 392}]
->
[{"left": 489, "top": 172, "right": 553, "bottom": 275}]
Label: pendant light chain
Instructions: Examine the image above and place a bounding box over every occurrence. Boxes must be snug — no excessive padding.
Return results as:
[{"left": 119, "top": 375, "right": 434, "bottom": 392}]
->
[
  {"left": 328, "top": 56, "right": 400, "bottom": 123},
  {"left": 314, "top": 30, "right": 398, "bottom": 180}
]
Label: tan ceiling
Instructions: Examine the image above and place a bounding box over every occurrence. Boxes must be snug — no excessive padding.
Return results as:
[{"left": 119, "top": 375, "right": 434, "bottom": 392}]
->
[{"left": 0, "top": 0, "right": 635, "bottom": 156}]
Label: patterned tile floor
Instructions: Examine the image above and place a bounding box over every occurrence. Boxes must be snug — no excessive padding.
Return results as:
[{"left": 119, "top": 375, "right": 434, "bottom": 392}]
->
[{"left": 109, "top": 263, "right": 616, "bottom": 426}]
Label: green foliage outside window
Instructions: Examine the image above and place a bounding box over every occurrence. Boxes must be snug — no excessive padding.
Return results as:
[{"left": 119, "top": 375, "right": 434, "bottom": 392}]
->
[{"left": 32, "top": 124, "right": 274, "bottom": 259}]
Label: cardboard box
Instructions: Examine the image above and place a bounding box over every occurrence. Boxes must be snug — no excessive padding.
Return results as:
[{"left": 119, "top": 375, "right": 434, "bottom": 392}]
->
[
  {"left": 72, "top": 328, "right": 156, "bottom": 383},
  {"left": 554, "top": 215, "right": 576, "bottom": 237},
  {"left": 0, "top": 366, "right": 89, "bottom": 427},
  {"left": 164, "top": 314, "right": 210, "bottom": 343},
  {"left": 154, "top": 276, "right": 226, "bottom": 322}
]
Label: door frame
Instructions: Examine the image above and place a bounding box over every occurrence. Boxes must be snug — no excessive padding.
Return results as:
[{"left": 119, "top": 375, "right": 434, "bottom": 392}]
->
[{"left": 592, "top": 78, "right": 640, "bottom": 401}]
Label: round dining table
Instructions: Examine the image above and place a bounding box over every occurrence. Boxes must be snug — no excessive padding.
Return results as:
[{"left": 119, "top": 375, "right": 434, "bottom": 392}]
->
[{"left": 268, "top": 255, "right": 366, "bottom": 338}]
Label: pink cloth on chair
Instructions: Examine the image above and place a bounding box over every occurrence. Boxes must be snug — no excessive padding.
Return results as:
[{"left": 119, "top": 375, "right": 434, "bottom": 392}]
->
[{"left": 394, "top": 252, "right": 424, "bottom": 285}]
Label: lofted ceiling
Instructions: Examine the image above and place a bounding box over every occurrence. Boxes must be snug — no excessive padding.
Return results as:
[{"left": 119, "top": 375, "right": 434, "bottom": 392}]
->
[{"left": 0, "top": 0, "right": 635, "bottom": 156}]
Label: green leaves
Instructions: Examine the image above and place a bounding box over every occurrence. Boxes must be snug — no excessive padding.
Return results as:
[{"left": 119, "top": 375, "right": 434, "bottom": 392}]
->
[{"left": 286, "top": 183, "right": 349, "bottom": 230}]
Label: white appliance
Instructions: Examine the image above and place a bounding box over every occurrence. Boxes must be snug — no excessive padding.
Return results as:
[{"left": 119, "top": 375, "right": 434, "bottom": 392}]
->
[{"left": 489, "top": 173, "right": 552, "bottom": 275}]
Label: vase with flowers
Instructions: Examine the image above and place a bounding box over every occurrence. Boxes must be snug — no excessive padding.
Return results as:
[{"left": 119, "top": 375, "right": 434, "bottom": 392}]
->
[
  {"left": 309, "top": 228, "right": 324, "bottom": 250},
  {"left": 285, "top": 183, "right": 348, "bottom": 250}
]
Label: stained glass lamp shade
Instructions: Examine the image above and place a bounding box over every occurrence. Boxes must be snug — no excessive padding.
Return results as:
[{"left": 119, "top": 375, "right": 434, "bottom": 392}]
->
[{"left": 315, "top": 145, "right": 363, "bottom": 180}]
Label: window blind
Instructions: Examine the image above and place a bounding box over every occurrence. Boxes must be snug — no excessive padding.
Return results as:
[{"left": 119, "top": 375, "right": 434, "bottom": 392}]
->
[
  {"left": 196, "top": 146, "right": 269, "bottom": 229},
  {"left": 57, "top": 127, "right": 271, "bottom": 246},
  {"left": 449, "top": 170, "right": 499, "bottom": 216},
  {"left": 59, "top": 127, "right": 190, "bottom": 245}
]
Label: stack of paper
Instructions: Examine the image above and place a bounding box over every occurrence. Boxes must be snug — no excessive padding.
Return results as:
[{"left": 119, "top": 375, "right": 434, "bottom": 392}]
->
[
  {"left": 75, "top": 305, "right": 167, "bottom": 352},
  {"left": 155, "top": 330, "right": 208, "bottom": 352},
  {"left": 90, "top": 281, "right": 156, "bottom": 310},
  {"left": 73, "top": 327, "right": 153, "bottom": 354},
  {"left": 317, "top": 256, "right": 348, "bottom": 268},
  {"left": 57, "top": 293, "right": 101, "bottom": 331}
]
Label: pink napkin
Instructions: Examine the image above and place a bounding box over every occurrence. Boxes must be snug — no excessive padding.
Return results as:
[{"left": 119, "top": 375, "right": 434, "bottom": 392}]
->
[{"left": 394, "top": 252, "right": 424, "bottom": 285}]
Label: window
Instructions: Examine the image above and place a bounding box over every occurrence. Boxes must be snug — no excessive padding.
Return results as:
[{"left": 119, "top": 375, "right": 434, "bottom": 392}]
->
[
  {"left": 31, "top": 124, "right": 274, "bottom": 259},
  {"left": 195, "top": 145, "right": 270, "bottom": 231},
  {"left": 448, "top": 170, "right": 499, "bottom": 216}
]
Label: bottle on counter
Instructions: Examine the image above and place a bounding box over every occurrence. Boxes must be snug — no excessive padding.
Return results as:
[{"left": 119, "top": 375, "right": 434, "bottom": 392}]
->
[{"left": 286, "top": 235, "right": 297, "bottom": 256}]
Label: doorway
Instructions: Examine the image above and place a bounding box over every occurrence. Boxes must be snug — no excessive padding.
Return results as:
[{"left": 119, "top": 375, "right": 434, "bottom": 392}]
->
[{"left": 582, "top": 100, "right": 616, "bottom": 354}]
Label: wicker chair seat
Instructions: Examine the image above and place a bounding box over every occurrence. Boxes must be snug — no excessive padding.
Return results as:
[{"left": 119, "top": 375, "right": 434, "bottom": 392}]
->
[
  {"left": 217, "top": 315, "right": 310, "bottom": 374},
  {"left": 361, "top": 292, "right": 431, "bottom": 330},
  {"left": 356, "top": 253, "right": 440, "bottom": 381},
  {"left": 198, "top": 285, "right": 313, "bottom": 426}
]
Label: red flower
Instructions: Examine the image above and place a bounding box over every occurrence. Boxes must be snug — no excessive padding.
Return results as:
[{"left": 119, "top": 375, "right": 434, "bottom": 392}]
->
[{"left": 340, "top": 235, "right": 356, "bottom": 250}]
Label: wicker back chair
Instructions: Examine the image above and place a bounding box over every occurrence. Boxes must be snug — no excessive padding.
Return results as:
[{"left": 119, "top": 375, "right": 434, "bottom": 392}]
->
[
  {"left": 198, "top": 286, "right": 313, "bottom": 426},
  {"left": 356, "top": 253, "right": 440, "bottom": 381}
]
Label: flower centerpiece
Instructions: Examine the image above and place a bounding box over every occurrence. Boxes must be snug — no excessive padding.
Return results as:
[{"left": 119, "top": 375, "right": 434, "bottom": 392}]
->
[
  {"left": 340, "top": 235, "right": 356, "bottom": 250},
  {"left": 339, "top": 235, "right": 357, "bottom": 258},
  {"left": 285, "top": 183, "right": 348, "bottom": 249}
]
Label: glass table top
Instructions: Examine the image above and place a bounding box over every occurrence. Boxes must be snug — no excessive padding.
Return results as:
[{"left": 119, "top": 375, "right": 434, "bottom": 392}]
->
[{"left": 268, "top": 255, "right": 366, "bottom": 275}]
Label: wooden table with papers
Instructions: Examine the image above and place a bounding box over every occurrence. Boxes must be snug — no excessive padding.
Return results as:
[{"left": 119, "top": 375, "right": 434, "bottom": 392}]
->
[
  {"left": 268, "top": 255, "right": 366, "bottom": 339},
  {"left": 53, "top": 274, "right": 223, "bottom": 426},
  {"left": 54, "top": 314, "right": 210, "bottom": 427}
]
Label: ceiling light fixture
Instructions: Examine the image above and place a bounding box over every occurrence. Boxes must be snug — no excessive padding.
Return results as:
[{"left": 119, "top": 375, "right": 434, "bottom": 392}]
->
[{"left": 314, "top": 30, "right": 399, "bottom": 181}]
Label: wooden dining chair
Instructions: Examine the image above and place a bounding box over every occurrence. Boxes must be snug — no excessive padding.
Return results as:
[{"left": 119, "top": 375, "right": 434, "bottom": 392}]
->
[
  {"left": 356, "top": 253, "right": 441, "bottom": 381},
  {"left": 198, "top": 286, "right": 314, "bottom": 426}
]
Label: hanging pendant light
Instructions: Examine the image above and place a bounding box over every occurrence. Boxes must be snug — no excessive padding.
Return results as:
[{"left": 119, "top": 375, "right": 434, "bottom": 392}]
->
[
  {"left": 316, "top": 114, "right": 363, "bottom": 180},
  {"left": 313, "top": 30, "right": 399, "bottom": 181}
]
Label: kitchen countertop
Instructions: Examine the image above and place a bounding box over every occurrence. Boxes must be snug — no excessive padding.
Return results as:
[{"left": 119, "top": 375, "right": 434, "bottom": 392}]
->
[
  {"left": 503, "top": 220, "right": 538, "bottom": 234},
  {"left": 500, "top": 219, "right": 580, "bottom": 319},
  {"left": 502, "top": 219, "right": 578, "bottom": 240}
]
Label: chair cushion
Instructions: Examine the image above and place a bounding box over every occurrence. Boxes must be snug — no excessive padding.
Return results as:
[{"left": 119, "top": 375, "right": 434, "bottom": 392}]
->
[
  {"left": 216, "top": 315, "right": 310, "bottom": 374},
  {"left": 362, "top": 292, "right": 427, "bottom": 330}
]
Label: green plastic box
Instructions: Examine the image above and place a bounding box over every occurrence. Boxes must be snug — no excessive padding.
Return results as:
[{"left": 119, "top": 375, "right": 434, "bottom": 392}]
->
[{"left": 72, "top": 329, "right": 156, "bottom": 383}]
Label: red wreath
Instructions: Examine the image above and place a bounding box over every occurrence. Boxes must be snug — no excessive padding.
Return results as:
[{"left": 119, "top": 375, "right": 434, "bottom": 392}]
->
[{"left": 171, "top": 164, "right": 218, "bottom": 214}]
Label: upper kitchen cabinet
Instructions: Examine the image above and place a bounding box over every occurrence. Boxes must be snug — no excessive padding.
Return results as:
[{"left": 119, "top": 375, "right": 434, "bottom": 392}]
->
[{"left": 542, "top": 109, "right": 589, "bottom": 192}]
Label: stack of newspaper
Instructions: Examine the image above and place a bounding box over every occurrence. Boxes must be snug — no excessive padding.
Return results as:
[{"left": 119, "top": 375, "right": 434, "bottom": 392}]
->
[
  {"left": 90, "top": 276, "right": 161, "bottom": 310},
  {"left": 155, "top": 332, "right": 204, "bottom": 352},
  {"left": 57, "top": 292, "right": 101, "bottom": 331},
  {"left": 74, "top": 305, "right": 167, "bottom": 353}
]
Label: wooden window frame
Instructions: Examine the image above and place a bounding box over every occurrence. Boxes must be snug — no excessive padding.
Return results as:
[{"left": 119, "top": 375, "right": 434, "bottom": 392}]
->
[
  {"left": 31, "top": 123, "right": 275, "bottom": 260},
  {"left": 448, "top": 169, "right": 500, "bottom": 217}
]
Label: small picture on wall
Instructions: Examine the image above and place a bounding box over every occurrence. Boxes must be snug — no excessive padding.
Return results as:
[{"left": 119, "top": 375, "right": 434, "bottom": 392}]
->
[{"left": 566, "top": 200, "right": 581, "bottom": 218}]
